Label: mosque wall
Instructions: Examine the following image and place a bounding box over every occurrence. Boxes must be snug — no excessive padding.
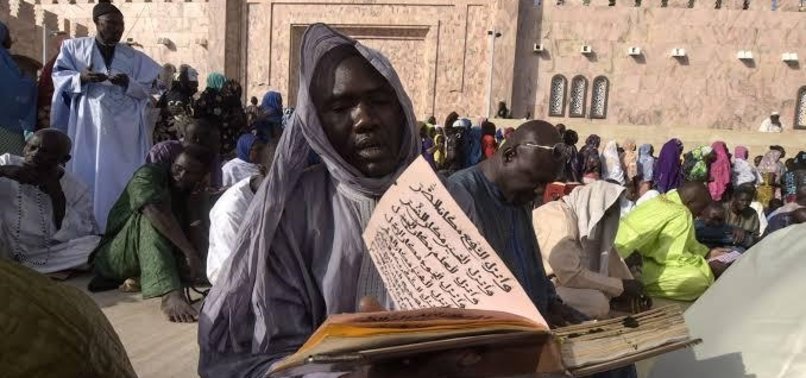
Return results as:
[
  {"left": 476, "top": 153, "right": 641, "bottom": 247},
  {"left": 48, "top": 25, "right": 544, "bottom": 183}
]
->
[
  {"left": 1, "top": 0, "right": 65, "bottom": 66},
  {"left": 241, "top": 0, "right": 521, "bottom": 120},
  {"left": 18, "top": 0, "right": 212, "bottom": 82},
  {"left": 517, "top": 2, "right": 806, "bottom": 133},
  {"left": 6, "top": 0, "right": 805, "bottom": 135}
]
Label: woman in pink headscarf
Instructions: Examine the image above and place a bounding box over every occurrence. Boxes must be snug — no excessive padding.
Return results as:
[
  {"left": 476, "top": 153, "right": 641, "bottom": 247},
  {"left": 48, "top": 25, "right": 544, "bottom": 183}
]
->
[{"left": 708, "top": 141, "right": 732, "bottom": 201}]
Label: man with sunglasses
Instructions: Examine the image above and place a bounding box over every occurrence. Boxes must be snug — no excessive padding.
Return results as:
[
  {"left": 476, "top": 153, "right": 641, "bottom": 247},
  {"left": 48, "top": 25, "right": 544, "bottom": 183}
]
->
[
  {"left": 448, "top": 120, "right": 586, "bottom": 328},
  {"left": 450, "top": 122, "right": 638, "bottom": 377}
]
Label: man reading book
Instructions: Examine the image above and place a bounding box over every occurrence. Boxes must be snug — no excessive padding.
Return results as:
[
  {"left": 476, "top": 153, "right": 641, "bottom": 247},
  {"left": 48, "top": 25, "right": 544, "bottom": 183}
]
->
[
  {"left": 198, "top": 24, "right": 478, "bottom": 377},
  {"left": 448, "top": 121, "right": 588, "bottom": 327}
]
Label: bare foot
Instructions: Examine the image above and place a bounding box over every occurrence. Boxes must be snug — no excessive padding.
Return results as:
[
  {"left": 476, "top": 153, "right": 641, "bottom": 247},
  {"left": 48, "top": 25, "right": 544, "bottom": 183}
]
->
[
  {"left": 160, "top": 290, "right": 198, "bottom": 323},
  {"left": 118, "top": 277, "right": 141, "bottom": 293}
]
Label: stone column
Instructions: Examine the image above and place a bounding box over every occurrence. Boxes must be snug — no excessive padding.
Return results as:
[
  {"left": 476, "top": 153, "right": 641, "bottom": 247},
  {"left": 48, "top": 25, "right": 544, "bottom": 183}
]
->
[
  {"left": 207, "top": 0, "right": 243, "bottom": 80},
  {"left": 490, "top": 0, "right": 526, "bottom": 118}
]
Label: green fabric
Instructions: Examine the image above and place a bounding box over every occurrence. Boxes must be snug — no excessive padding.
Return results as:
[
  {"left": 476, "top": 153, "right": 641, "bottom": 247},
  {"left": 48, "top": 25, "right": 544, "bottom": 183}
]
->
[
  {"left": 92, "top": 164, "right": 185, "bottom": 298},
  {"left": 615, "top": 191, "right": 714, "bottom": 301},
  {"left": 0, "top": 260, "right": 137, "bottom": 378},
  {"left": 685, "top": 146, "right": 712, "bottom": 182},
  {"left": 0, "top": 127, "right": 25, "bottom": 156},
  {"left": 206, "top": 72, "right": 226, "bottom": 90}
]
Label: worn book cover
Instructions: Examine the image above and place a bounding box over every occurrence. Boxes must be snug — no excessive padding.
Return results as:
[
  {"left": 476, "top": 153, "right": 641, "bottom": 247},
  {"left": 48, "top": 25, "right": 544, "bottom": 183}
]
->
[{"left": 267, "top": 157, "right": 697, "bottom": 378}]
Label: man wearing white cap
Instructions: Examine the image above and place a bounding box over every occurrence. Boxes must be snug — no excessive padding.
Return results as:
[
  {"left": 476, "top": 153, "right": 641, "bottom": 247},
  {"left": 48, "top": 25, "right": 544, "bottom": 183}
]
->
[{"left": 758, "top": 111, "right": 784, "bottom": 132}]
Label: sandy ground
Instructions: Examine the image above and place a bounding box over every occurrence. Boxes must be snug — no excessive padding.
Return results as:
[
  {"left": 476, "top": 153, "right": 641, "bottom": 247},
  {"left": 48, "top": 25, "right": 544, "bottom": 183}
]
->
[
  {"left": 64, "top": 275, "right": 201, "bottom": 378},
  {"left": 62, "top": 273, "right": 679, "bottom": 378}
]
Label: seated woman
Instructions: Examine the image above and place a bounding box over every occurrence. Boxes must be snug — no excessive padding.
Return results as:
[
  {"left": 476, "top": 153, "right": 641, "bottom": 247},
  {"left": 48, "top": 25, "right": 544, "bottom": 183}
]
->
[
  {"left": 89, "top": 145, "right": 214, "bottom": 323},
  {"left": 221, "top": 133, "right": 265, "bottom": 187}
]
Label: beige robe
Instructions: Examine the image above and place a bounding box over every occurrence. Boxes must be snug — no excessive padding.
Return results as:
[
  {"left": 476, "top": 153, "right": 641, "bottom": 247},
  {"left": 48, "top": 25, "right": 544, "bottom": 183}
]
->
[{"left": 533, "top": 181, "right": 633, "bottom": 319}]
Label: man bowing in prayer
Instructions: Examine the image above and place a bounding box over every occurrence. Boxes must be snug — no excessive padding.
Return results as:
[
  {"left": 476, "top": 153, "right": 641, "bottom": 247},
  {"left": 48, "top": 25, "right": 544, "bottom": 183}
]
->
[
  {"left": 615, "top": 182, "right": 729, "bottom": 302},
  {"left": 533, "top": 181, "right": 642, "bottom": 320},
  {"left": 0, "top": 129, "right": 101, "bottom": 274},
  {"left": 51, "top": 0, "right": 161, "bottom": 231},
  {"left": 198, "top": 24, "right": 477, "bottom": 377}
]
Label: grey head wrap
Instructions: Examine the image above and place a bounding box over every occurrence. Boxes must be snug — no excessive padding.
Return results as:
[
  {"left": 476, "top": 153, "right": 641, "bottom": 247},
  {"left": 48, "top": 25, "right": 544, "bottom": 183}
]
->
[{"left": 198, "top": 22, "right": 419, "bottom": 371}]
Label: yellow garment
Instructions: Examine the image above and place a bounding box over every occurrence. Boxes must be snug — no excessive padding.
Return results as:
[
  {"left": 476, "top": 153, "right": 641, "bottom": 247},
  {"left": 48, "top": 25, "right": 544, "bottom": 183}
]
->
[
  {"left": 0, "top": 260, "right": 137, "bottom": 378},
  {"left": 433, "top": 133, "right": 446, "bottom": 166},
  {"left": 614, "top": 191, "right": 714, "bottom": 301}
]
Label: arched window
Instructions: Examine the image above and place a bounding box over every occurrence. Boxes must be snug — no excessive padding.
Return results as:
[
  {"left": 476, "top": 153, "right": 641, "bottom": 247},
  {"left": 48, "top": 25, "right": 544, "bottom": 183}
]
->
[
  {"left": 569, "top": 75, "right": 588, "bottom": 118},
  {"left": 548, "top": 75, "right": 567, "bottom": 117},
  {"left": 796, "top": 86, "right": 806, "bottom": 129},
  {"left": 590, "top": 76, "right": 610, "bottom": 119}
]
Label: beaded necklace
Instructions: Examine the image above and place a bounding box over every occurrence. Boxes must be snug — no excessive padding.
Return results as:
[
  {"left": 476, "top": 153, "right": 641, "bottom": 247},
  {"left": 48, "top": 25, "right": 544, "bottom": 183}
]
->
[{"left": 12, "top": 185, "right": 53, "bottom": 266}]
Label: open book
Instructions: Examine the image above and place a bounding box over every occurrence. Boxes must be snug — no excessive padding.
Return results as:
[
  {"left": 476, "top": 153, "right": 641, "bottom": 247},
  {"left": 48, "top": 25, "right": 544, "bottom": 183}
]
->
[{"left": 267, "top": 157, "right": 698, "bottom": 377}]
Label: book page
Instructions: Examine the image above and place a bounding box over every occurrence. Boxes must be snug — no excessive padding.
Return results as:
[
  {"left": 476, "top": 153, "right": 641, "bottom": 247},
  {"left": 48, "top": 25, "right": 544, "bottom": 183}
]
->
[
  {"left": 708, "top": 250, "right": 742, "bottom": 264},
  {"left": 363, "top": 157, "right": 547, "bottom": 327}
]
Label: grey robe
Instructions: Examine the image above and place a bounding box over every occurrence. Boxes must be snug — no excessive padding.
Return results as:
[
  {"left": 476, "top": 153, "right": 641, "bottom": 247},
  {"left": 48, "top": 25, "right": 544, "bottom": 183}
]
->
[{"left": 198, "top": 24, "right": 473, "bottom": 378}]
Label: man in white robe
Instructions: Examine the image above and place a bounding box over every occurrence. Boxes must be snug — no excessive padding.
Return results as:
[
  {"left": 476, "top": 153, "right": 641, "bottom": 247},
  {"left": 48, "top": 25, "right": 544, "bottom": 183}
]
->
[
  {"left": 51, "top": 1, "right": 160, "bottom": 231},
  {"left": 758, "top": 111, "right": 784, "bottom": 133},
  {"left": 206, "top": 174, "right": 264, "bottom": 285},
  {"left": 0, "top": 129, "right": 100, "bottom": 274}
]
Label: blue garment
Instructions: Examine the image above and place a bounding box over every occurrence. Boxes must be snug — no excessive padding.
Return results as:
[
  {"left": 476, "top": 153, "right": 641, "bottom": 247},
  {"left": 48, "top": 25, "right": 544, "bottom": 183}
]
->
[
  {"left": 466, "top": 126, "right": 483, "bottom": 167},
  {"left": 260, "top": 91, "right": 283, "bottom": 122},
  {"left": 253, "top": 92, "right": 283, "bottom": 143},
  {"left": 694, "top": 221, "right": 743, "bottom": 250},
  {"left": 51, "top": 37, "right": 161, "bottom": 231},
  {"left": 0, "top": 22, "right": 36, "bottom": 133},
  {"left": 235, "top": 133, "right": 258, "bottom": 162},
  {"left": 448, "top": 165, "right": 558, "bottom": 314}
]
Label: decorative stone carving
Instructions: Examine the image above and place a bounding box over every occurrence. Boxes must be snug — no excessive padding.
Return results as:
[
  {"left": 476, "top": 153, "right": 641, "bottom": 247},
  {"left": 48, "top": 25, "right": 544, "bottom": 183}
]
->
[
  {"left": 569, "top": 75, "right": 588, "bottom": 118},
  {"left": 549, "top": 74, "right": 567, "bottom": 117},
  {"left": 796, "top": 86, "right": 806, "bottom": 129},
  {"left": 591, "top": 76, "right": 610, "bottom": 119}
]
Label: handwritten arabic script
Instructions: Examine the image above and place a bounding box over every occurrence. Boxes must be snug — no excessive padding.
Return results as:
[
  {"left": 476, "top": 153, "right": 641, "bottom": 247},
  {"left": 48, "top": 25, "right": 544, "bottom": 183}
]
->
[{"left": 363, "top": 157, "right": 546, "bottom": 326}]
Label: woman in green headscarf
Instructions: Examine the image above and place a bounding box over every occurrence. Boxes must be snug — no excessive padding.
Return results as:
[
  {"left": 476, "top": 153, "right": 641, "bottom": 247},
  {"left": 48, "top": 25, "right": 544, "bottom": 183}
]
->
[
  {"left": 683, "top": 145, "right": 714, "bottom": 183},
  {"left": 205, "top": 72, "right": 226, "bottom": 90}
]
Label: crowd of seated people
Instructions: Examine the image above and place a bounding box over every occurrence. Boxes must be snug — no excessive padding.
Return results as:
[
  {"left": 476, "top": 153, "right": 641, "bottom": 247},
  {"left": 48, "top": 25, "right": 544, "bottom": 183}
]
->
[{"left": 2, "top": 12, "right": 805, "bottom": 378}]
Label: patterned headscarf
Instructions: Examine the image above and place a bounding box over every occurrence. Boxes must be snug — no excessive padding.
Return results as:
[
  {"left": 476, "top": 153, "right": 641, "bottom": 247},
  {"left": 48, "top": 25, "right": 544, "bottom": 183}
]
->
[
  {"left": 621, "top": 139, "right": 638, "bottom": 182},
  {"left": 758, "top": 150, "right": 783, "bottom": 175},
  {"left": 684, "top": 145, "right": 713, "bottom": 182}
]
